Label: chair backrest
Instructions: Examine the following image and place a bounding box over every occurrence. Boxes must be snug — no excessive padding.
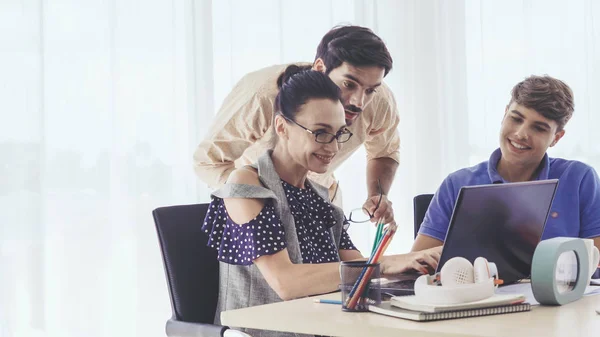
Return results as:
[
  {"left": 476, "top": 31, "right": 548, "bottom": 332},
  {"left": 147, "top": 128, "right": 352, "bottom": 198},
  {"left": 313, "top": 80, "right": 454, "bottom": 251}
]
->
[
  {"left": 413, "top": 194, "right": 434, "bottom": 238},
  {"left": 152, "top": 203, "right": 218, "bottom": 324}
]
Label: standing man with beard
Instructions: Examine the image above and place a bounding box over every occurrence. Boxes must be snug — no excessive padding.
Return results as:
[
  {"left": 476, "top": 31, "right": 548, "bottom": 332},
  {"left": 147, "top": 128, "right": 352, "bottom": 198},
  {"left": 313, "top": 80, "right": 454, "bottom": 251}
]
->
[{"left": 194, "top": 25, "right": 400, "bottom": 224}]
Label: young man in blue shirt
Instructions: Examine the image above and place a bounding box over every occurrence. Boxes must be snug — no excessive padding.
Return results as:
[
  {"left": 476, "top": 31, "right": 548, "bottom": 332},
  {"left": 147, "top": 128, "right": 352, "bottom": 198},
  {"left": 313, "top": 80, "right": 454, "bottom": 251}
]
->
[{"left": 411, "top": 75, "right": 600, "bottom": 272}]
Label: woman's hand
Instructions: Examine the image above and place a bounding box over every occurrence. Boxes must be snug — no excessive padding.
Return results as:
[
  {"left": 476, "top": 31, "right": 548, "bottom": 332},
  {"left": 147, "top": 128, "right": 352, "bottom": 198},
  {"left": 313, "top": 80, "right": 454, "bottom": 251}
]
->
[{"left": 380, "top": 246, "right": 442, "bottom": 276}]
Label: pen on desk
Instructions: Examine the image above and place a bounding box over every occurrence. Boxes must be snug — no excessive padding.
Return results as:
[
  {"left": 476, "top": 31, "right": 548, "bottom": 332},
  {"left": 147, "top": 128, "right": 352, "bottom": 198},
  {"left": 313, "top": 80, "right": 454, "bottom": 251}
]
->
[{"left": 313, "top": 299, "right": 342, "bottom": 305}]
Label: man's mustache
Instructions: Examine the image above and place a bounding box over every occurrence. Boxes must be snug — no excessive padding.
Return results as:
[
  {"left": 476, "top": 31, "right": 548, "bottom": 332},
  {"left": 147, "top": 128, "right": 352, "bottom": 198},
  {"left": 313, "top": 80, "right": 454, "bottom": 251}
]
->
[{"left": 345, "top": 105, "right": 362, "bottom": 114}]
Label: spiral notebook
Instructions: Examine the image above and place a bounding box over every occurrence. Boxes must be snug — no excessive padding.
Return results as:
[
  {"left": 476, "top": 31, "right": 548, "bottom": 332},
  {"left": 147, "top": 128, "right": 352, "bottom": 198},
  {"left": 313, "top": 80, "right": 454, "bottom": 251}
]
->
[
  {"left": 369, "top": 301, "right": 531, "bottom": 322},
  {"left": 390, "top": 293, "right": 526, "bottom": 313}
]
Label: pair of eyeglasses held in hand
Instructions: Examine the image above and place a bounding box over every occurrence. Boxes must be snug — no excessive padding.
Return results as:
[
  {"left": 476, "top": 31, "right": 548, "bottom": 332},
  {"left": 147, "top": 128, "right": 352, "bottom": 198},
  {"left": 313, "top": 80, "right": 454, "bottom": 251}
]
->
[{"left": 338, "top": 179, "right": 383, "bottom": 229}]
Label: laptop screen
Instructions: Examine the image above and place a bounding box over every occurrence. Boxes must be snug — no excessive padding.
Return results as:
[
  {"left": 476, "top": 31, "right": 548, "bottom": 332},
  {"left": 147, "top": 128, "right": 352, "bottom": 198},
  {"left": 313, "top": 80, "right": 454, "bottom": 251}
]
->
[{"left": 437, "top": 179, "right": 559, "bottom": 284}]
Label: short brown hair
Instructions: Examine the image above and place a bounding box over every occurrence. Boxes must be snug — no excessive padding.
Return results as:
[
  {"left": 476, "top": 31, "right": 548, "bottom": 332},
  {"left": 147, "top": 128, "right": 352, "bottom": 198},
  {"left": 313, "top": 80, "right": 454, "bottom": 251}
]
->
[
  {"left": 315, "top": 25, "right": 393, "bottom": 76},
  {"left": 509, "top": 75, "right": 574, "bottom": 130}
]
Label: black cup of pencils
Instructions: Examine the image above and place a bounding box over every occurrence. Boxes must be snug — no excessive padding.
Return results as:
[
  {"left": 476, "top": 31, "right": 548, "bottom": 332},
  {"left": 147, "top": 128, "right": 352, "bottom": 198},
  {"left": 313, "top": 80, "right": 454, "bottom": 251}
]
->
[{"left": 340, "top": 261, "right": 382, "bottom": 312}]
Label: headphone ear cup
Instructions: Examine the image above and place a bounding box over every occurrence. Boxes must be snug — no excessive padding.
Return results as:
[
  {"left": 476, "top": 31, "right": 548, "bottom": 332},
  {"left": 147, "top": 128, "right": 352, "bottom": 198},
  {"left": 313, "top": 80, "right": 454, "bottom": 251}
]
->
[
  {"left": 439, "top": 257, "right": 474, "bottom": 286},
  {"left": 414, "top": 267, "right": 495, "bottom": 305},
  {"left": 473, "top": 257, "right": 491, "bottom": 283},
  {"left": 414, "top": 274, "right": 432, "bottom": 286},
  {"left": 488, "top": 262, "right": 499, "bottom": 279}
]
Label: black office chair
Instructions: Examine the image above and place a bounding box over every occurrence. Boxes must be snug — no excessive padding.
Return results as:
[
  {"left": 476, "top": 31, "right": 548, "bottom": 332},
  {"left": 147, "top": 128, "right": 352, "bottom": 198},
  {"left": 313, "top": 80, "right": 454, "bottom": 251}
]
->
[
  {"left": 413, "top": 194, "right": 434, "bottom": 238},
  {"left": 152, "top": 203, "right": 250, "bottom": 337}
]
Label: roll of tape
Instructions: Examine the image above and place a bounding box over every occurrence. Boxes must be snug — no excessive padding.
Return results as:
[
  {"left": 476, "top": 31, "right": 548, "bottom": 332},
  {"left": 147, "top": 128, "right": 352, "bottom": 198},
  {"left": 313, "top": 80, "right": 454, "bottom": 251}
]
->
[{"left": 531, "top": 237, "right": 589, "bottom": 305}]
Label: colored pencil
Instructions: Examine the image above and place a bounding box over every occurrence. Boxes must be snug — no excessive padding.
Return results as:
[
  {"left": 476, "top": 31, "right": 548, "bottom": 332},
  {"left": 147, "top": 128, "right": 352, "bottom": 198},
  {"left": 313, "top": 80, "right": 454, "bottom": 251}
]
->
[
  {"left": 346, "top": 230, "right": 391, "bottom": 309},
  {"left": 345, "top": 220, "right": 387, "bottom": 301},
  {"left": 371, "top": 222, "right": 384, "bottom": 255},
  {"left": 344, "top": 220, "right": 395, "bottom": 309},
  {"left": 313, "top": 299, "right": 342, "bottom": 305}
]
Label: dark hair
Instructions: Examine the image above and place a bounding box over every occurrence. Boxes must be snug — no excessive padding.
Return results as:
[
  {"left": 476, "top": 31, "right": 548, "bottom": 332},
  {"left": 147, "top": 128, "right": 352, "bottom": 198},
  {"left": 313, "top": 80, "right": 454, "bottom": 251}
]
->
[
  {"left": 315, "top": 25, "right": 393, "bottom": 76},
  {"left": 275, "top": 65, "right": 342, "bottom": 121},
  {"left": 509, "top": 75, "right": 574, "bottom": 131}
]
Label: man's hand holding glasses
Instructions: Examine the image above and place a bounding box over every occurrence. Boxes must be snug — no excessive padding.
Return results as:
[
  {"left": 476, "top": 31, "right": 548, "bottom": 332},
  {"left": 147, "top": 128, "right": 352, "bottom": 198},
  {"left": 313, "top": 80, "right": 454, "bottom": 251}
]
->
[{"left": 344, "top": 179, "right": 395, "bottom": 228}]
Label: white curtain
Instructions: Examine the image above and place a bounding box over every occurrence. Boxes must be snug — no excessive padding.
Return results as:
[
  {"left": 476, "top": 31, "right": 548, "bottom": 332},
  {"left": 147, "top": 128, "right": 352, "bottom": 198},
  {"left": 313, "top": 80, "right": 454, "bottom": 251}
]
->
[
  {"left": 1, "top": 1, "right": 211, "bottom": 336},
  {"left": 1, "top": 0, "right": 598, "bottom": 336}
]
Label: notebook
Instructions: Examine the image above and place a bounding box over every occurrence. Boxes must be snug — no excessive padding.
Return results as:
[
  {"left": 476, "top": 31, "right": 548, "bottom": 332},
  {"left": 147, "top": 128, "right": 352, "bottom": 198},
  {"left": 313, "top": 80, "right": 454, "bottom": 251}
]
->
[
  {"left": 369, "top": 301, "right": 531, "bottom": 322},
  {"left": 390, "top": 293, "right": 526, "bottom": 313}
]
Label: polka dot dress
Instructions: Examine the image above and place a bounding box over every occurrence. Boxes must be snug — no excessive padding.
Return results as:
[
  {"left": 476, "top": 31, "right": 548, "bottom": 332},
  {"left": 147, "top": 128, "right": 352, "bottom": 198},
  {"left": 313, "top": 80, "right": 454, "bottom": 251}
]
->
[{"left": 202, "top": 180, "right": 357, "bottom": 266}]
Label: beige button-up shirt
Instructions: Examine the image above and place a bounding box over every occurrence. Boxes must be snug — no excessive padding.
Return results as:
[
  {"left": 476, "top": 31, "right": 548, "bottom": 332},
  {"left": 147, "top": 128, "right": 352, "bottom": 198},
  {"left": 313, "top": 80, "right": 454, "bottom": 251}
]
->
[{"left": 193, "top": 63, "right": 400, "bottom": 196}]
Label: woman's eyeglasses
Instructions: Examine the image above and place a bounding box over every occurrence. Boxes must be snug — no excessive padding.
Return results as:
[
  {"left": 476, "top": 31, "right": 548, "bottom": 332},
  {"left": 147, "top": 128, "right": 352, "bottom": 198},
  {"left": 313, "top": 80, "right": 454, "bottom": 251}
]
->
[{"left": 282, "top": 115, "right": 353, "bottom": 144}]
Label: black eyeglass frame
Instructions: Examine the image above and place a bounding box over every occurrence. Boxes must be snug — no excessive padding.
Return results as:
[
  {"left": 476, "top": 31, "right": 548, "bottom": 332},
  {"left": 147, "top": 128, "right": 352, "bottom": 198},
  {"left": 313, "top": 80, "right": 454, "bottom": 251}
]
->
[
  {"left": 341, "top": 179, "right": 383, "bottom": 228},
  {"left": 282, "top": 115, "right": 353, "bottom": 144}
]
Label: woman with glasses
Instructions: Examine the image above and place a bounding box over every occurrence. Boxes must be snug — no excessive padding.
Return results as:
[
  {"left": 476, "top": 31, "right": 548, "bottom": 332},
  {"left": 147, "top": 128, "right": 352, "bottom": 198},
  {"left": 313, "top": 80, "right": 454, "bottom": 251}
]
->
[{"left": 202, "top": 65, "right": 440, "bottom": 336}]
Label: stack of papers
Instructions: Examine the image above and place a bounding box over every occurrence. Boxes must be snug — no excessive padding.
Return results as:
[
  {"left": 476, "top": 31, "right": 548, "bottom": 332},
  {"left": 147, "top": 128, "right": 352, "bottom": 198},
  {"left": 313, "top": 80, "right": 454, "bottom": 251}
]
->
[
  {"left": 369, "top": 294, "right": 530, "bottom": 322},
  {"left": 390, "top": 293, "right": 526, "bottom": 313},
  {"left": 495, "top": 282, "right": 600, "bottom": 305}
]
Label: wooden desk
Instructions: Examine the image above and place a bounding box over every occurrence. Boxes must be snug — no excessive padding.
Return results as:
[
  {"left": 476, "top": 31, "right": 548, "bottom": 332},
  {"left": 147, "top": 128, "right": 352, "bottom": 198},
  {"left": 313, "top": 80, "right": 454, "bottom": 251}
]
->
[{"left": 221, "top": 292, "right": 600, "bottom": 337}]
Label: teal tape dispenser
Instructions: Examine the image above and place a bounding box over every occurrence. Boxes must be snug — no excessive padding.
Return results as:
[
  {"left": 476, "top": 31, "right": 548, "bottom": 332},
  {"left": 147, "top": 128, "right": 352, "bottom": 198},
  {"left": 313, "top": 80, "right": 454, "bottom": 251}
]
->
[{"left": 531, "top": 237, "right": 589, "bottom": 305}]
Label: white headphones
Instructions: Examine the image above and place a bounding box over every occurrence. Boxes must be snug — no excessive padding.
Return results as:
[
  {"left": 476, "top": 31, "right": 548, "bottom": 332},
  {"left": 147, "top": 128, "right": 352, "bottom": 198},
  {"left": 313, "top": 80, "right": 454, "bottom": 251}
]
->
[{"left": 414, "top": 257, "right": 502, "bottom": 305}]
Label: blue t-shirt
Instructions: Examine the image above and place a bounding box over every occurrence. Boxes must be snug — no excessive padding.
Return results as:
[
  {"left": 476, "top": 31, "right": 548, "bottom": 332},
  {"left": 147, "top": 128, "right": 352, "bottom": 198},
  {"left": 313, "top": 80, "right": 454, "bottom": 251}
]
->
[{"left": 419, "top": 148, "right": 600, "bottom": 243}]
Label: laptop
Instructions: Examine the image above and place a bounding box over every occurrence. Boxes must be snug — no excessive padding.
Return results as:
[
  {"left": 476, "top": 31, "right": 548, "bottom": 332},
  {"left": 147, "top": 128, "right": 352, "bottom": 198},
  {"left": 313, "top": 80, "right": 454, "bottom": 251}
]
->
[{"left": 381, "top": 179, "right": 559, "bottom": 296}]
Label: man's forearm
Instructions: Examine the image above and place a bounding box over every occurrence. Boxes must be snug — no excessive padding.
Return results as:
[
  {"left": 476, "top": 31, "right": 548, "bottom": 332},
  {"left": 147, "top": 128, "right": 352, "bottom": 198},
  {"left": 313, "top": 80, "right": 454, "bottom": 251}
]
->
[
  {"left": 194, "top": 163, "right": 236, "bottom": 188},
  {"left": 193, "top": 143, "right": 237, "bottom": 188},
  {"left": 366, "top": 157, "right": 399, "bottom": 196}
]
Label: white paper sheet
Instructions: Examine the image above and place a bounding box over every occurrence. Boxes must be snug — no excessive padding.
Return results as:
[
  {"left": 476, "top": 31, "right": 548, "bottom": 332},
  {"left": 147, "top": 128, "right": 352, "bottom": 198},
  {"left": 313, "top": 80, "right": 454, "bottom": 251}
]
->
[{"left": 495, "top": 282, "right": 600, "bottom": 305}]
